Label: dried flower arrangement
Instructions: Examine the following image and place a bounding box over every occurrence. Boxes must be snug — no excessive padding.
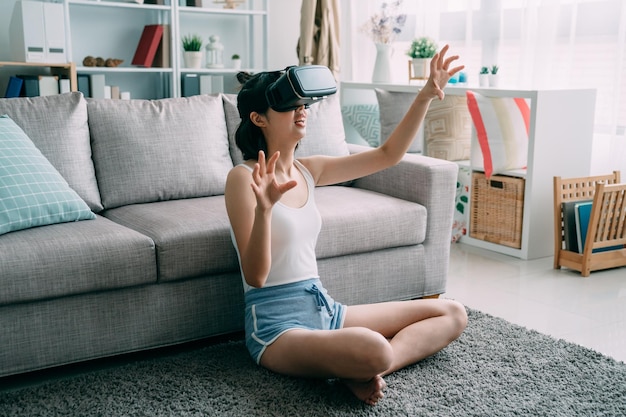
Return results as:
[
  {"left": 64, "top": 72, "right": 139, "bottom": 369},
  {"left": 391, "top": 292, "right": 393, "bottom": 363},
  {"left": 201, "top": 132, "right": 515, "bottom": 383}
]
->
[{"left": 359, "top": 0, "right": 407, "bottom": 44}]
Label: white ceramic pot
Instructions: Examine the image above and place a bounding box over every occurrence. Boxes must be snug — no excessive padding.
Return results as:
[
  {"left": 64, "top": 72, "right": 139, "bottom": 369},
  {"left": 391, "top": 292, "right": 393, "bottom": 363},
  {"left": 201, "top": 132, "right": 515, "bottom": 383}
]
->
[
  {"left": 489, "top": 74, "right": 500, "bottom": 87},
  {"left": 183, "top": 51, "right": 203, "bottom": 69},
  {"left": 232, "top": 59, "right": 242, "bottom": 70},
  {"left": 479, "top": 73, "right": 489, "bottom": 87},
  {"left": 411, "top": 58, "right": 430, "bottom": 79}
]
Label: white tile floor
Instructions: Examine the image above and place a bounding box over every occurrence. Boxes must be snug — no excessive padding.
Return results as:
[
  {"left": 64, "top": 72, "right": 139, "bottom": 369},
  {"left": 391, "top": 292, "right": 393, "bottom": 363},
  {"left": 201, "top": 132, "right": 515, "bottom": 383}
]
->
[{"left": 444, "top": 242, "right": 626, "bottom": 364}]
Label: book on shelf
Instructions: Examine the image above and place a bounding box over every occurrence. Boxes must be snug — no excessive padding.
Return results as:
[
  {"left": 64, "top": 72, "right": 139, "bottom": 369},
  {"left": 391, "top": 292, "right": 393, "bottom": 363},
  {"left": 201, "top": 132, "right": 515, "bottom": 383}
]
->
[
  {"left": 59, "top": 77, "right": 71, "bottom": 94},
  {"left": 182, "top": 73, "right": 200, "bottom": 97},
  {"left": 16, "top": 75, "right": 59, "bottom": 97},
  {"left": 77, "top": 74, "right": 90, "bottom": 98},
  {"left": 89, "top": 74, "right": 106, "bottom": 99},
  {"left": 153, "top": 24, "right": 170, "bottom": 68},
  {"left": 4, "top": 76, "right": 24, "bottom": 98},
  {"left": 131, "top": 24, "right": 164, "bottom": 68}
]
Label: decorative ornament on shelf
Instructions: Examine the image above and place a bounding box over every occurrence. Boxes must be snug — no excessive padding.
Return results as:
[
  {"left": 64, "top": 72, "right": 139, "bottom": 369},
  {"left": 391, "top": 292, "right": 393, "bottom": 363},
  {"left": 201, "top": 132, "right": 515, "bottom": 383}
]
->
[
  {"left": 489, "top": 65, "right": 500, "bottom": 87},
  {"left": 407, "top": 37, "right": 438, "bottom": 80},
  {"left": 182, "top": 34, "right": 203, "bottom": 69},
  {"left": 479, "top": 66, "right": 489, "bottom": 87},
  {"left": 213, "top": 0, "right": 244, "bottom": 9},
  {"left": 359, "top": 0, "right": 407, "bottom": 83},
  {"left": 205, "top": 35, "right": 224, "bottom": 69},
  {"left": 231, "top": 54, "right": 241, "bottom": 70},
  {"left": 83, "top": 56, "right": 124, "bottom": 67}
]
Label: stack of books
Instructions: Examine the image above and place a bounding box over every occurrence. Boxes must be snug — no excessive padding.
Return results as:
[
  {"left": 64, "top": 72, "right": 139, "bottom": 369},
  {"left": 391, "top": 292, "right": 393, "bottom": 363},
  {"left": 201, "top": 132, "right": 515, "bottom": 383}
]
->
[{"left": 562, "top": 201, "right": 623, "bottom": 253}]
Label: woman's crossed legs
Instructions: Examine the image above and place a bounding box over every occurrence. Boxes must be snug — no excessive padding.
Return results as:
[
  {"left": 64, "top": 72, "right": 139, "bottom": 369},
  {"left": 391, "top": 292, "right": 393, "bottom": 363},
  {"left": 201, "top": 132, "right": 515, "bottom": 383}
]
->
[{"left": 259, "top": 298, "right": 468, "bottom": 405}]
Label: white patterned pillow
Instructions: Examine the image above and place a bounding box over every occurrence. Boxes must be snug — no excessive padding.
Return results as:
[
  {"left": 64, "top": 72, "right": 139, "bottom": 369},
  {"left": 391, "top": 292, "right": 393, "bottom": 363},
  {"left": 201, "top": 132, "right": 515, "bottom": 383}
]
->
[
  {"left": 341, "top": 104, "right": 381, "bottom": 147},
  {"left": 424, "top": 96, "right": 472, "bottom": 161},
  {"left": 466, "top": 91, "right": 530, "bottom": 178},
  {"left": 0, "top": 115, "right": 95, "bottom": 236}
]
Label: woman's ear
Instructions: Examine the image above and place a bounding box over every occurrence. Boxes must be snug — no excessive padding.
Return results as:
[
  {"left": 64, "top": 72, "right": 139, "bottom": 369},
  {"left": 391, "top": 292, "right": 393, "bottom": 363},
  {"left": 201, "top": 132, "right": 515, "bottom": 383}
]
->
[{"left": 249, "top": 111, "right": 267, "bottom": 128}]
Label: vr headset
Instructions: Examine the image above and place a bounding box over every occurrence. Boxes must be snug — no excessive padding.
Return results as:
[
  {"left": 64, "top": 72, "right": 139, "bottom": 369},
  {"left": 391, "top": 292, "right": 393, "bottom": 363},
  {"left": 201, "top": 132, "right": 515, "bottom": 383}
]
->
[{"left": 265, "top": 65, "right": 337, "bottom": 112}]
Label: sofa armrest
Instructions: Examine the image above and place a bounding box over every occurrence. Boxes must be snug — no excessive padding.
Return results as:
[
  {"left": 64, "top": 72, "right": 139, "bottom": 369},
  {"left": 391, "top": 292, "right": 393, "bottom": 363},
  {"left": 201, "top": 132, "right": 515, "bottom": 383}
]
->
[{"left": 348, "top": 143, "right": 459, "bottom": 294}]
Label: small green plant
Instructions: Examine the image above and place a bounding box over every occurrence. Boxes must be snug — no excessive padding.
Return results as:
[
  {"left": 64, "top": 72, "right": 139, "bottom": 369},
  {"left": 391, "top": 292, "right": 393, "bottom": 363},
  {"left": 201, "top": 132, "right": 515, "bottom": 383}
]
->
[
  {"left": 406, "top": 37, "right": 438, "bottom": 59},
  {"left": 182, "top": 34, "right": 203, "bottom": 52},
  {"left": 231, "top": 54, "right": 240, "bottom": 60},
  {"left": 480, "top": 66, "right": 489, "bottom": 75},
  {"left": 490, "top": 65, "right": 499, "bottom": 75}
]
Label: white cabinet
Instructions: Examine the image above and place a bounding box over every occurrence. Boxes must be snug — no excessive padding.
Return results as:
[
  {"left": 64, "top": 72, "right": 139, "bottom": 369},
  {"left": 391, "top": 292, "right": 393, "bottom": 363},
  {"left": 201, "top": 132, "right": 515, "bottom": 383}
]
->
[
  {"left": 62, "top": 0, "right": 268, "bottom": 99},
  {"left": 341, "top": 82, "right": 597, "bottom": 260}
]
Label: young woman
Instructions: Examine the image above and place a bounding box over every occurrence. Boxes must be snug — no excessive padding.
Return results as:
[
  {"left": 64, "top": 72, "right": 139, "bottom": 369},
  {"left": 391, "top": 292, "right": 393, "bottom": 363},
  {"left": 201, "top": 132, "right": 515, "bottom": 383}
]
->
[{"left": 225, "top": 45, "right": 467, "bottom": 406}]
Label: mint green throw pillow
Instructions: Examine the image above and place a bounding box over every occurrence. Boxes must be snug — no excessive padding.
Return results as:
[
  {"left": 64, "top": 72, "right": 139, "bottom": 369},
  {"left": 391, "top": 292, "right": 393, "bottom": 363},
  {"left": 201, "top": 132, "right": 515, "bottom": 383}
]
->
[{"left": 0, "top": 115, "right": 95, "bottom": 235}]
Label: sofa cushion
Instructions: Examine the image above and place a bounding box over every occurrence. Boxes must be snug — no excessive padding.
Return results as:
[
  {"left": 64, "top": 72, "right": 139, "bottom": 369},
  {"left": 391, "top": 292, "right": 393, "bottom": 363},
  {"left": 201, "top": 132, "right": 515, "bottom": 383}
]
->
[
  {"left": 341, "top": 104, "right": 381, "bottom": 147},
  {"left": 0, "top": 215, "right": 156, "bottom": 305},
  {"left": 466, "top": 91, "right": 530, "bottom": 178},
  {"left": 314, "top": 186, "right": 426, "bottom": 259},
  {"left": 423, "top": 95, "right": 472, "bottom": 161},
  {"left": 223, "top": 93, "right": 244, "bottom": 166},
  {"left": 88, "top": 94, "right": 233, "bottom": 209},
  {"left": 0, "top": 92, "right": 102, "bottom": 211},
  {"left": 0, "top": 115, "right": 96, "bottom": 236},
  {"left": 375, "top": 89, "right": 422, "bottom": 153},
  {"left": 296, "top": 94, "right": 350, "bottom": 158},
  {"left": 103, "top": 196, "right": 239, "bottom": 282},
  {"left": 223, "top": 93, "right": 350, "bottom": 165}
]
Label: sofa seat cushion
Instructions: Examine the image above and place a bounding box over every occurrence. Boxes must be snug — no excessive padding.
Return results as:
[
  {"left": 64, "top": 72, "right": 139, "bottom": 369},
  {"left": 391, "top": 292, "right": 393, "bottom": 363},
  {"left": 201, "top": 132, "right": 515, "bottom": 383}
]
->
[
  {"left": 315, "top": 186, "right": 427, "bottom": 259},
  {"left": 0, "top": 93, "right": 102, "bottom": 212},
  {"left": 0, "top": 216, "right": 156, "bottom": 305},
  {"left": 103, "top": 196, "right": 239, "bottom": 283}
]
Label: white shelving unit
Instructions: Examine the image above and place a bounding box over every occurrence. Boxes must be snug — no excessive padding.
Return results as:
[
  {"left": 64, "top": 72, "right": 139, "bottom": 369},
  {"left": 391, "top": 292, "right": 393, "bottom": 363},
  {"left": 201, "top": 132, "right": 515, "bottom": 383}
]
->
[
  {"left": 62, "top": 0, "right": 268, "bottom": 99},
  {"left": 341, "top": 82, "right": 597, "bottom": 260}
]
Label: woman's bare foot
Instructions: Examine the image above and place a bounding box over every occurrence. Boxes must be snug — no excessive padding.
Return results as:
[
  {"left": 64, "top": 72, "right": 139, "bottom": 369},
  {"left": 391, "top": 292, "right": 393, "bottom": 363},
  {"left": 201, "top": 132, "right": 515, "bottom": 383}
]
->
[{"left": 342, "top": 375, "right": 387, "bottom": 406}]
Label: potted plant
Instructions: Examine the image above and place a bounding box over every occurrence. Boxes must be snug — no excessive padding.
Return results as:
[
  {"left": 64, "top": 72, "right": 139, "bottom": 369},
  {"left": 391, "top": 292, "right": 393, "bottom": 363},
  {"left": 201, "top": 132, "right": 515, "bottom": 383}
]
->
[
  {"left": 407, "top": 37, "right": 438, "bottom": 79},
  {"left": 489, "top": 65, "right": 500, "bottom": 87},
  {"left": 479, "top": 66, "right": 489, "bottom": 87},
  {"left": 231, "top": 54, "right": 241, "bottom": 70},
  {"left": 182, "top": 34, "right": 203, "bottom": 69}
]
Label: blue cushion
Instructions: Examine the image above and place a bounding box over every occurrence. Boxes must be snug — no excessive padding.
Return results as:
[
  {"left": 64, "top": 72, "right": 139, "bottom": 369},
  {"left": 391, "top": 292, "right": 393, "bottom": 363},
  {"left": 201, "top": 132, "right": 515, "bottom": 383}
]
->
[{"left": 0, "top": 115, "right": 95, "bottom": 236}]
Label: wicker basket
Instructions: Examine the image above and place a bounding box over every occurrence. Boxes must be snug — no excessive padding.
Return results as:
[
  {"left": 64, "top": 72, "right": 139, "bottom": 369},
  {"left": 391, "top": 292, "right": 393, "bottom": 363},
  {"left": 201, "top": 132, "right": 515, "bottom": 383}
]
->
[{"left": 470, "top": 172, "right": 525, "bottom": 249}]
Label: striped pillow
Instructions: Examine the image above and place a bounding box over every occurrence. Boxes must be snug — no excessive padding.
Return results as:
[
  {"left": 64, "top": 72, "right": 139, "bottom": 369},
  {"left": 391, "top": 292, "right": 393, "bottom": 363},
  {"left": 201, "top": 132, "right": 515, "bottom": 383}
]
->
[
  {"left": 466, "top": 91, "right": 530, "bottom": 178},
  {"left": 0, "top": 115, "right": 95, "bottom": 236}
]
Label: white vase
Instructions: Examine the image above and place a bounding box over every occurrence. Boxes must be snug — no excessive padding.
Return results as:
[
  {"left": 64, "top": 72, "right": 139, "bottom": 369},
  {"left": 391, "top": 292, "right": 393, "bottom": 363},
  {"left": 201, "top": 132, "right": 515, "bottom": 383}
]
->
[
  {"left": 479, "top": 73, "right": 489, "bottom": 87},
  {"left": 489, "top": 74, "right": 500, "bottom": 87},
  {"left": 183, "top": 51, "right": 203, "bottom": 69},
  {"left": 372, "top": 43, "right": 393, "bottom": 83},
  {"left": 232, "top": 59, "right": 242, "bottom": 70},
  {"left": 411, "top": 58, "right": 430, "bottom": 79}
]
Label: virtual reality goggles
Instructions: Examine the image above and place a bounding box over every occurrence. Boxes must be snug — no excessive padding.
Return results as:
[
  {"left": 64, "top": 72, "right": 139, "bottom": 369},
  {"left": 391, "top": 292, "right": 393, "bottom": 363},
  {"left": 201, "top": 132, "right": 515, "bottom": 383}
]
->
[{"left": 265, "top": 65, "right": 337, "bottom": 112}]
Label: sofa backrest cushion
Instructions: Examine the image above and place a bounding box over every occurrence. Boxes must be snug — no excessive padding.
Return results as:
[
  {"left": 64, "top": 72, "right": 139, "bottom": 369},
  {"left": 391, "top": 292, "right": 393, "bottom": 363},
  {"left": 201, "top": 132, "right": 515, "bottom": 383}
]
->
[
  {"left": 0, "top": 92, "right": 102, "bottom": 212},
  {"left": 0, "top": 115, "right": 95, "bottom": 236},
  {"left": 223, "top": 93, "right": 349, "bottom": 165},
  {"left": 88, "top": 94, "right": 233, "bottom": 209}
]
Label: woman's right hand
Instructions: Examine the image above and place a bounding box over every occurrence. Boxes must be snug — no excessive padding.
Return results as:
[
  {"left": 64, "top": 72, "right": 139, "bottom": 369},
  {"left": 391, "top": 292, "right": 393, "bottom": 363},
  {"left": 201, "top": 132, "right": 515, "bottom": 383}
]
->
[{"left": 251, "top": 151, "right": 297, "bottom": 211}]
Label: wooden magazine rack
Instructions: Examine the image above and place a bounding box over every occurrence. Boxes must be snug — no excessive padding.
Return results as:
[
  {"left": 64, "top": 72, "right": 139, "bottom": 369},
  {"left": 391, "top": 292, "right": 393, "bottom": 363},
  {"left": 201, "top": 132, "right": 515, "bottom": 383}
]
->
[{"left": 553, "top": 171, "right": 626, "bottom": 276}]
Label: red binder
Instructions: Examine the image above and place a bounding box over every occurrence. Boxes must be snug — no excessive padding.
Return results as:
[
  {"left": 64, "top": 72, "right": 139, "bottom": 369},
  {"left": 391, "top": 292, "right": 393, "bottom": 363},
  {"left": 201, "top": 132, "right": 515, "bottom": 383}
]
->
[{"left": 131, "top": 24, "right": 164, "bottom": 67}]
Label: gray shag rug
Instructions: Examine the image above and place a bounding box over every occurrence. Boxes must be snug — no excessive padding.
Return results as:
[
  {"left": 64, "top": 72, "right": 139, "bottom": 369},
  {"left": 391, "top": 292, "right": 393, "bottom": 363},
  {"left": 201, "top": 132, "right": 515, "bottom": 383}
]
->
[{"left": 1, "top": 308, "right": 625, "bottom": 417}]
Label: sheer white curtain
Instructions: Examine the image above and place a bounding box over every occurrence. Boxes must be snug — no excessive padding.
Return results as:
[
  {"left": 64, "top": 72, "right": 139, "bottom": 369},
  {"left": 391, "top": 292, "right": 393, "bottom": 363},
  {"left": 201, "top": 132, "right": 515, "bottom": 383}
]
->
[{"left": 342, "top": 0, "right": 626, "bottom": 174}]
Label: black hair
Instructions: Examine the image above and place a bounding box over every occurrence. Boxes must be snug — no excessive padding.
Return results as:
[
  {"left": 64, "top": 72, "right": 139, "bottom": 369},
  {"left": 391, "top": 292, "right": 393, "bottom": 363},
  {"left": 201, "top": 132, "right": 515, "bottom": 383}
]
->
[{"left": 235, "top": 71, "right": 282, "bottom": 161}]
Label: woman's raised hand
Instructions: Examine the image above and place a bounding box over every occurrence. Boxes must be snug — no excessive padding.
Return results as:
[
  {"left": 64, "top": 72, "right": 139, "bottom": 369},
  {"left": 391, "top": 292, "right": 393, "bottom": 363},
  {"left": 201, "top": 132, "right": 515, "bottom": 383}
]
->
[
  {"left": 424, "top": 45, "right": 464, "bottom": 101},
  {"left": 251, "top": 151, "right": 297, "bottom": 211}
]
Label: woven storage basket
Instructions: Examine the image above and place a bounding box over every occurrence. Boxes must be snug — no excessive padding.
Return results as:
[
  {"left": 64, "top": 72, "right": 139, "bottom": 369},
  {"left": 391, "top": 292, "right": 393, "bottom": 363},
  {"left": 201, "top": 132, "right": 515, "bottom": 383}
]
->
[{"left": 470, "top": 172, "right": 525, "bottom": 249}]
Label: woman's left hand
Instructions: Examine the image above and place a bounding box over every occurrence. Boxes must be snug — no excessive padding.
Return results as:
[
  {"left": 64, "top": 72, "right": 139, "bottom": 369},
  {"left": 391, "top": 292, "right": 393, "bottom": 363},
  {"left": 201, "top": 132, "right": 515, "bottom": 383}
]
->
[{"left": 423, "top": 45, "right": 464, "bottom": 101}]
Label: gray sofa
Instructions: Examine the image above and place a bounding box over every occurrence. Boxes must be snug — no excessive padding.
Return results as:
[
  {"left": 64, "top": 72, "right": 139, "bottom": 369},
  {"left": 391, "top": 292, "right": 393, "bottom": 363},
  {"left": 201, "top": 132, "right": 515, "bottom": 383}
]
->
[{"left": 0, "top": 91, "right": 458, "bottom": 378}]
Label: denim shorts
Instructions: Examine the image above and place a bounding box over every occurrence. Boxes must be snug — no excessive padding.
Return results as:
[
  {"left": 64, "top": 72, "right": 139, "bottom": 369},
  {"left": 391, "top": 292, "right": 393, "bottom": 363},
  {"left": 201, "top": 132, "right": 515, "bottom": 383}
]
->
[{"left": 244, "top": 278, "right": 346, "bottom": 364}]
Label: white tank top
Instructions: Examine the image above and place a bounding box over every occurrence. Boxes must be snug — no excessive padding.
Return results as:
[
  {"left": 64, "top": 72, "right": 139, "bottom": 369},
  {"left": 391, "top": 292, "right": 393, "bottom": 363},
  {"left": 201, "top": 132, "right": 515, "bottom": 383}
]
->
[{"left": 230, "top": 160, "right": 322, "bottom": 292}]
